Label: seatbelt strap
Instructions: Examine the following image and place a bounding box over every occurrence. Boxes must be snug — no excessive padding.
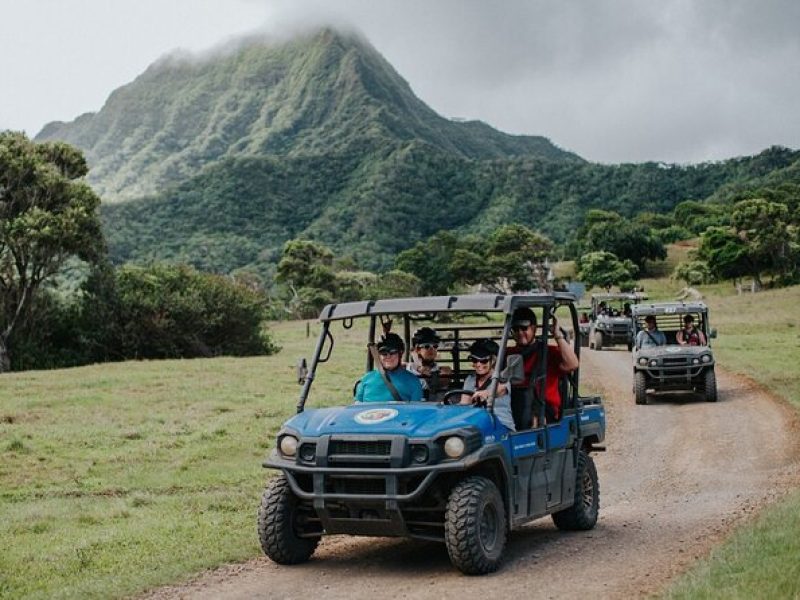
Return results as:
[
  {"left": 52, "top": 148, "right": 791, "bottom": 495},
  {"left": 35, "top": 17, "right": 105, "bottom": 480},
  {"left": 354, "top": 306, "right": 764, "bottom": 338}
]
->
[
  {"left": 367, "top": 343, "right": 403, "bottom": 402},
  {"left": 645, "top": 330, "right": 661, "bottom": 346}
]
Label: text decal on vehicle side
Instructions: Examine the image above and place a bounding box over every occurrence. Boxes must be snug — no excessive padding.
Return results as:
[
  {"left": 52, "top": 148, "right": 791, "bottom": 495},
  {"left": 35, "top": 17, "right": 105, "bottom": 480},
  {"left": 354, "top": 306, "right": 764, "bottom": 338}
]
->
[{"left": 354, "top": 408, "right": 399, "bottom": 424}]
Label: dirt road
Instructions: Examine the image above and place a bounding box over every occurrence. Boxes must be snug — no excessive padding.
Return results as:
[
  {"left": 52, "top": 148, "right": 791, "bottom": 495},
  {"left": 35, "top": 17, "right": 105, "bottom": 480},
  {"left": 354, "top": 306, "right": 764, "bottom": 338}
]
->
[{"left": 144, "top": 349, "right": 800, "bottom": 599}]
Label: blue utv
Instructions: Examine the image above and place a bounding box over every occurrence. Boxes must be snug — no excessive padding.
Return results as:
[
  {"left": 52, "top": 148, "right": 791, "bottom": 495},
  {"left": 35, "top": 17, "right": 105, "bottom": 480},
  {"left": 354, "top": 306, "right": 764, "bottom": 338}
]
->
[{"left": 258, "top": 293, "right": 606, "bottom": 574}]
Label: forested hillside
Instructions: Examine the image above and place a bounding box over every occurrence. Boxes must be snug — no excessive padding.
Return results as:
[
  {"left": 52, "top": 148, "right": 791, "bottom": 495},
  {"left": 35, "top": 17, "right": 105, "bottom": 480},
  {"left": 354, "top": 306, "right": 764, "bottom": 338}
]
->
[
  {"left": 36, "top": 27, "right": 800, "bottom": 276},
  {"left": 36, "top": 28, "right": 577, "bottom": 202},
  {"left": 102, "top": 143, "right": 800, "bottom": 273}
]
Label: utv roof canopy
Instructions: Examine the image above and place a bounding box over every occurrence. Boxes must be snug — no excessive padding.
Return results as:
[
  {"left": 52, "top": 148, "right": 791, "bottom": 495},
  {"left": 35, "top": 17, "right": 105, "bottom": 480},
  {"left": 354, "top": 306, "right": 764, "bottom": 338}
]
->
[
  {"left": 318, "top": 292, "right": 577, "bottom": 322},
  {"left": 631, "top": 302, "right": 708, "bottom": 317}
]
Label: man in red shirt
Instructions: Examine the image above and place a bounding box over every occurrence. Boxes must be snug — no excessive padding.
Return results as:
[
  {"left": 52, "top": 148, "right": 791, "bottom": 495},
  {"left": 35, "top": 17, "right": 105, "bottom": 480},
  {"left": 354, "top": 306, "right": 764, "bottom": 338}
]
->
[{"left": 506, "top": 307, "right": 579, "bottom": 429}]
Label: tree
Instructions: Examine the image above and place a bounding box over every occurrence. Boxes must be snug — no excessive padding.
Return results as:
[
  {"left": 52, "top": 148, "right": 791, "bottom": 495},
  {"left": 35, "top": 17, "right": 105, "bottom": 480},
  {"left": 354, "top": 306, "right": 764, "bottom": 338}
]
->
[
  {"left": 577, "top": 251, "right": 638, "bottom": 291},
  {"left": 697, "top": 226, "right": 751, "bottom": 283},
  {"left": 673, "top": 260, "right": 712, "bottom": 286},
  {"left": 483, "top": 224, "right": 554, "bottom": 291},
  {"left": 395, "top": 231, "right": 461, "bottom": 295},
  {"left": 276, "top": 239, "right": 336, "bottom": 291},
  {"left": 83, "top": 263, "right": 275, "bottom": 359},
  {"left": 730, "top": 198, "right": 799, "bottom": 285},
  {"left": 0, "top": 132, "right": 104, "bottom": 372},
  {"left": 582, "top": 219, "right": 666, "bottom": 273}
]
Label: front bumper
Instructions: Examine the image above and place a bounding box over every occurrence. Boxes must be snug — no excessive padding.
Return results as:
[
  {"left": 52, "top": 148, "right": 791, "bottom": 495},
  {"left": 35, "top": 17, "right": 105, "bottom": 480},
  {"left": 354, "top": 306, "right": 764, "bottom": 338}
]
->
[
  {"left": 263, "top": 443, "right": 507, "bottom": 540},
  {"left": 637, "top": 362, "right": 714, "bottom": 390}
]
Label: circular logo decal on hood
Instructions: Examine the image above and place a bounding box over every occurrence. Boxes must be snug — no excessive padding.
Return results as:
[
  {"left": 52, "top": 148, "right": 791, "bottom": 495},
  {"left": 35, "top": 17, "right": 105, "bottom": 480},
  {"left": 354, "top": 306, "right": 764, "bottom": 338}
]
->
[{"left": 354, "top": 408, "right": 399, "bottom": 425}]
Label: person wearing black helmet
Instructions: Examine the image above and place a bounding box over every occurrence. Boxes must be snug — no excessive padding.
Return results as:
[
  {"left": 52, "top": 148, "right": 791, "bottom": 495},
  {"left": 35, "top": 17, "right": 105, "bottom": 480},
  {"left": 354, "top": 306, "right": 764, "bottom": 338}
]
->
[
  {"left": 355, "top": 333, "right": 423, "bottom": 403},
  {"left": 407, "top": 327, "right": 452, "bottom": 399},
  {"left": 459, "top": 338, "right": 515, "bottom": 432},
  {"left": 506, "top": 306, "right": 579, "bottom": 428}
]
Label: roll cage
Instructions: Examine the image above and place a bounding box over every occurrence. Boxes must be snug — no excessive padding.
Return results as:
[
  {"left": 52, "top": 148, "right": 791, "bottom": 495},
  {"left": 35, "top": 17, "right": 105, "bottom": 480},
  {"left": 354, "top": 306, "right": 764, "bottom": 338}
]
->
[
  {"left": 297, "top": 293, "right": 582, "bottom": 430},
  {"left": 631, "top": 302, "right": 712, "bottom": 345}
]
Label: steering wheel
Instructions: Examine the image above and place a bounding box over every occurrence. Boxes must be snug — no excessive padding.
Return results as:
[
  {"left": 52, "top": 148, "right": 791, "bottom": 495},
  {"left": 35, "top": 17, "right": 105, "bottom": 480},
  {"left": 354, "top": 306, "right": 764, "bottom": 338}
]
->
[{"left": 440, "top": 389, "right": 471, "bottom": 405}]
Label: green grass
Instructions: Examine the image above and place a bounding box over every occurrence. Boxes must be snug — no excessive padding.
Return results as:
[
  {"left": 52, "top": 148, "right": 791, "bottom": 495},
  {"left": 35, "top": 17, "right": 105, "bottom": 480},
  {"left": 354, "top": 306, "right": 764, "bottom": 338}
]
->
[
  {"left": 1, "top": 281, "right": 799, "bottom": 599},
  {"left": 662, "top": 283, "right": 800, "bottom": 598},
  {"left": 0, "top": 320, "right": 365, "bottom": 599}
]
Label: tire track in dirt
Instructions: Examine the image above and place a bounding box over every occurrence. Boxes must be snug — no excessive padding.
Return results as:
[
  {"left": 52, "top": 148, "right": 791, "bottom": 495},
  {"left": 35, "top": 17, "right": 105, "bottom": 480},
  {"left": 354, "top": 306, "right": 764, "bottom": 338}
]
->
[{"left": 142, "top": 348, "right": 800, "bottom": 600}]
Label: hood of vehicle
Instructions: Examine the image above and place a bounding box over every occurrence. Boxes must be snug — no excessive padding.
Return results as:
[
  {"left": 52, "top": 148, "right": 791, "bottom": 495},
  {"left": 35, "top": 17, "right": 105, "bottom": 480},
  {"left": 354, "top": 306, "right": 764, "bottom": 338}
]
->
[
  {"left": 282, "top": 403, "right": 494, "bottom": 438},
  {"left": 596, "top": 316, "right": 630, "bottom": 324},
  {"left": 635, "top": 345, "right": 712, "bottom": 359}
]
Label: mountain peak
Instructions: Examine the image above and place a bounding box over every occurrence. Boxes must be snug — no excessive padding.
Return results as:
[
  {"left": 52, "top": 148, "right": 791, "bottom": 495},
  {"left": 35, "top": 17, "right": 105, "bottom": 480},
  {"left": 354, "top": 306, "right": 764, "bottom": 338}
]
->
[{"left": 37, "top": 26, "right": 579, "bottom": 201}]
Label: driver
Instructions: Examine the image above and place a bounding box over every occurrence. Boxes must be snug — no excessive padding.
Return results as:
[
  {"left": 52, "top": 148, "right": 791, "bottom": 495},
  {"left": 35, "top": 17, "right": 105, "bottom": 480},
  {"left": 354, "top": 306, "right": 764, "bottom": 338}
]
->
[
  {"left": 507, "top": 307, "right": 579, "bottom": 428},
  {"left": 354, "top": 334, "right": 423, "bottom": 403},
  {"left": 459, "top": 339, "right": 515, "bottom": 432}
]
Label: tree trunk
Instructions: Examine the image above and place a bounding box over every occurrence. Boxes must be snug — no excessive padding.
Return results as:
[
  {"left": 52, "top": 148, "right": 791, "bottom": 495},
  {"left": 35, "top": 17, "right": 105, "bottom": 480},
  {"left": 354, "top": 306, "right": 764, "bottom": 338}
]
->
[{"left": 0, "top": 337, "right": 10, "bottom": 373}]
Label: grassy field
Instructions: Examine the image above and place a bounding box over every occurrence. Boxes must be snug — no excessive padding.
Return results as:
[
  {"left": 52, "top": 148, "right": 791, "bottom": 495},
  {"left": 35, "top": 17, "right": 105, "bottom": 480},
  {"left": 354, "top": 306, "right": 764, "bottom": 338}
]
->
[
  {"left": 0, "top": 320, "right": 365, "bottom": 599},
  {"left": 661, "top": 283, "right": 800, "bottom": 598},
  {"left": 1, "top": 278, "right": 799, "bottom": 599}
]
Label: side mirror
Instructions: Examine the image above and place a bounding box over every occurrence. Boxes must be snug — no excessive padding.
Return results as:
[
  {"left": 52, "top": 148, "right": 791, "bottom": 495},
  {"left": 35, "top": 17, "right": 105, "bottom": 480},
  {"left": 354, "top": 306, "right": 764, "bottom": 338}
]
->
[
  {"left": 501, "top": 354, "right": 525, "bottom": 386},
  {"left": 296, "top": 357, "right": 308, "bottom": 385},
  {"left": 709, "top": 328, "right": 718, "bottom": 339}
]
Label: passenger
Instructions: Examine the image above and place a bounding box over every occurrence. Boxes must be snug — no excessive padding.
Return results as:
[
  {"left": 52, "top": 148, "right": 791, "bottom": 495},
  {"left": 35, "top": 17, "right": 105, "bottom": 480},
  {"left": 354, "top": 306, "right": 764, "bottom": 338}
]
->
[
  {"left": 406, "top": 327, "right": 452, "bottom": 399},
  {"left": 459, "top": 339, "right": 515, "bottom": 432},
  {"left": 598, "top": 301, "right": 608, "bottom": 316},
  {"left": 623, "top": 303, "right": 632, "bottom": 317},
  {"left": 676, "top": 315, "right": 706, "bottom": 346},
  {"left": 355, "top": 333, "right": 423, "bottom": 403},
  {"left": 635, "top": 315, "right": 666, "bottom": 349},
  {"left": 579, "top": 312, "right": 590, "bottom": 324},
  {"left": 506, "top": 307, "right": 579, "bottom": 428}
]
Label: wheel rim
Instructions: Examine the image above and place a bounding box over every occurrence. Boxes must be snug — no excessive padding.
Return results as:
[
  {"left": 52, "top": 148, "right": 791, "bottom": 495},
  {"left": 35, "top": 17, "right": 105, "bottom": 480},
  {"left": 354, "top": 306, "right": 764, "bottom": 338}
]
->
[
  {"left": 581, "top": 470, "right": 595, "bottom": 510},
  {"left": 479, "top": 502, "right": 500, "bottom": 553}
]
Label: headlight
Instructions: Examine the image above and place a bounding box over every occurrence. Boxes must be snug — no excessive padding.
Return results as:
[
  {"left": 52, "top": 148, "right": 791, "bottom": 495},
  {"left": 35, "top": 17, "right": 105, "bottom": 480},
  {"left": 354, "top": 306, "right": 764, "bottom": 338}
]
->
[
  {"left": 443, "top": 436, "right": 466, "bottom": 459},
  {"left": 701, "top": 354, "right": 712, "bottom": 363},
  {"left": 411, "top": 444, "right": 429, "bottom": 464},
  {"left": 692, "top": 358, "right": 700, "bottom": 365},
  {"left": 649, "top": 359, "right": 658, "bottom": 367},
  {"left": 299, "top": 443, "right": 316, "bottom": 462},
  {"left": 279, "top": 435, "right": 298, "bottom": 457},
  {"left": 638, "top": 357, "right": 648, "bottom": 366}
]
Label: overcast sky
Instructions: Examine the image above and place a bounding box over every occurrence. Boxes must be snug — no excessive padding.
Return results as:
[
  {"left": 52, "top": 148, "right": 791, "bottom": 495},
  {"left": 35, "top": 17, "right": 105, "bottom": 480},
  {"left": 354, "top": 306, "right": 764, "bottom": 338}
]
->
[{"left": 2, "top": 0, "right": 798, "bottom": 164}]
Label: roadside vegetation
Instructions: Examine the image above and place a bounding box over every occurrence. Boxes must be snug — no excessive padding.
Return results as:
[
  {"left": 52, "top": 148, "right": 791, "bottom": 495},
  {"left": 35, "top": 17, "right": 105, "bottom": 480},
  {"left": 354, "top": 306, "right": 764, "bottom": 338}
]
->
[
  {"left": 663, "top": 283, "right": 800, "bottom": 599},
  {"left": 0, "top": 319, "right": 364, "bottom": 599}
]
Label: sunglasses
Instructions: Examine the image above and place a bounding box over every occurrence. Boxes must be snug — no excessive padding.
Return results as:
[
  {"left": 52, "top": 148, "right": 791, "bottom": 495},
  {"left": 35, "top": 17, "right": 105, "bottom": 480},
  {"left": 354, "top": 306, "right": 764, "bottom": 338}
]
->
[
  {"left": 470, "top": 356, "right": 491, "bottom": 364},
  {"left": 378, "top": 349, "right": 400, "bottom": 356},
  {"left": 416, "top": 343, "right": 438, "bottom": 350}
]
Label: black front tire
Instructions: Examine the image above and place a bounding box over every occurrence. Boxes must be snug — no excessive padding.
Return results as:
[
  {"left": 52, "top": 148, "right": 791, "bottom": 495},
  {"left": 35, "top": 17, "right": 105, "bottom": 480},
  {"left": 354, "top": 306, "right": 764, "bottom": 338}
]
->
[
  {"left": 593, "top": 332, "right": 604, "bottom": 350},
  {"left": 702, "top": 369, "right": 718, "bottom": 402},
  {"left": 445, "top": 476, "right": 507, "bottom": 575},
  {"left": 258, "top": 474, "right": 320, "bottom": 565},
  {"left": 634, "top": 371, "right": 648, "bottom": 405},
  {"left": 552, "top": 451, "right": 599, "bottom": 530}
]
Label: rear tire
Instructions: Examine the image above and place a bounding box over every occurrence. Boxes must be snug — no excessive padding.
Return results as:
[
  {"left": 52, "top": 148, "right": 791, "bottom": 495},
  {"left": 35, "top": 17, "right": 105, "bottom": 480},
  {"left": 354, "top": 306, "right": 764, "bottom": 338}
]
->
[
  {"left": 445, "top": 476, "right": 507, "bottom": 575},
  {"left": 702, "top": 369, "right": 718, "bottom": 402},
  {"left": 594, "top": 332, "right": 604, "bottom": 351},
  {"left": 552, "top": 451, "right": 599, "bottom": 530},
  {"left": 258, "top": 474, "right": 320, "bottom": 565},
  {"left": 634, "top": 371, "right": 648, "bottom": 405}
]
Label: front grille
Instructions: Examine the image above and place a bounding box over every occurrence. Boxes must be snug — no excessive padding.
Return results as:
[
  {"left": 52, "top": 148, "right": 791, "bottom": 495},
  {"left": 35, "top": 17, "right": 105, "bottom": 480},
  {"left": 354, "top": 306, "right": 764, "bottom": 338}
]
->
[
  {"left": 329, "top": 440, "right": 391, "bottom": 456},
  {"left": 663, "top": 357, "right": 689, "bottom": 366}
]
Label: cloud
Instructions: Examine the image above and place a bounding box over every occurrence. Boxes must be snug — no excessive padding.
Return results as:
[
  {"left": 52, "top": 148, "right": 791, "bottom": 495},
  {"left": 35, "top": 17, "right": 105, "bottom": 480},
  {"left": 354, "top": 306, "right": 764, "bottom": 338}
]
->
[
  {"left": 252, "top": 0, "right": 800, "bottom": 162},
  {"left": 3, "top": 0, "right": 798, "bottom": 162}
]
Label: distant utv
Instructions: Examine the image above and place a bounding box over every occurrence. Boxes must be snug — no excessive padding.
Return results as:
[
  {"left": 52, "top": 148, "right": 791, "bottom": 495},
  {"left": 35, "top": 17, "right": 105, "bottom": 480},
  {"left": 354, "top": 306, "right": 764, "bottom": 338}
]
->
[{"left": 631, "top": 302, "right": 718, "bottom": 405}]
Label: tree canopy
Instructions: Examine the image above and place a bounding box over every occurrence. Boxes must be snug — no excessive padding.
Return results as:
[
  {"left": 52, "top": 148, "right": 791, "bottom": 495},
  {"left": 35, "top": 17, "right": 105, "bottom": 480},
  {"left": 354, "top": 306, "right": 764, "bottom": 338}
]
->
[{"left": 0, "top": 132, "right": 104, "bottom": 371}]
